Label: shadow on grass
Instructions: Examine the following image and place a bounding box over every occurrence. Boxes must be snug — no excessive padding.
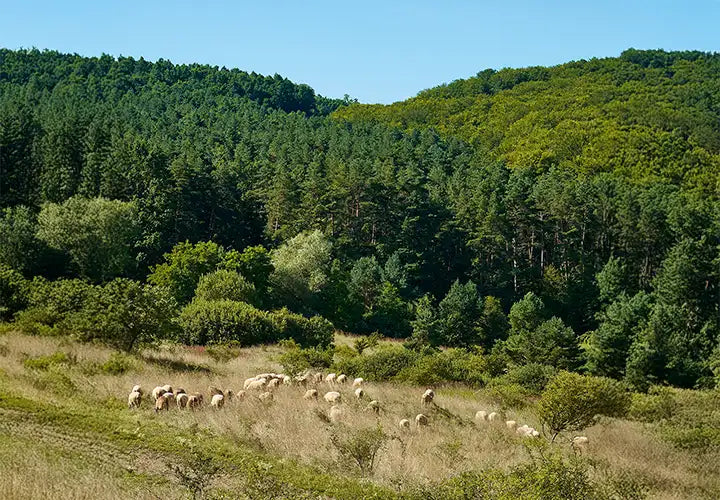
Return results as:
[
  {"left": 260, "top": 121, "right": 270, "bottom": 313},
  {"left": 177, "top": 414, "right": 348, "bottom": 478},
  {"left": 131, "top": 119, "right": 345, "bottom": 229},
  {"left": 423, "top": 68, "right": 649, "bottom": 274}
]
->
[{"left": 140, "top": 355, "right": 213, "bottom": 374}]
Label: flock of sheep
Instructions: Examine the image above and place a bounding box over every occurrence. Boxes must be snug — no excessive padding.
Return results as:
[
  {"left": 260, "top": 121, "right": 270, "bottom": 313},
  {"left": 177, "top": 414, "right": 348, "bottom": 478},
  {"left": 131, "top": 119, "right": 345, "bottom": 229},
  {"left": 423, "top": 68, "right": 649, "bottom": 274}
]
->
[{"left": 127, "top": 372, "right": 589, "bottom": 450}]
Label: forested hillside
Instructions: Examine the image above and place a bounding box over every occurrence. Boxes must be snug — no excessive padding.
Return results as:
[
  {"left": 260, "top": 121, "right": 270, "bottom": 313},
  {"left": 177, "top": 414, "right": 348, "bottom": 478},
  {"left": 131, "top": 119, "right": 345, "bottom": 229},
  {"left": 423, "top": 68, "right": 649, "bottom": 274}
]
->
[{"left": 1, "top": 48, "right": 719, "bottom": 391}]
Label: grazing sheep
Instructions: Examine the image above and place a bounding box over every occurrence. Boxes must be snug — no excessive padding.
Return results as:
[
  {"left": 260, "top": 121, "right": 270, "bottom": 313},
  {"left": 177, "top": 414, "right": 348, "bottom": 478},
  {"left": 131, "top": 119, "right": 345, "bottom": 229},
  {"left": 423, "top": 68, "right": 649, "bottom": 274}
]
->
[
  {"left": 152, "top": 386, "right": 165, "bottom": 400},
  {"left": 325, "top": 373, "right": 337, "bottom": 384},
  {"left": 267, "top": 378, "right": 282, "bottom": 390},
  {"left": 234, "top": 390, "right": 246, "bottom": 401},
  {"left": 243, "top": 377, "right": 258, "bottom": 390},
  {"left": 506, "top": 420, "right": 517, "bottom": 430},
  {"left": 324, "top": 391, "right": 341, "bottom": 404},
  {"left": 174, "top": 387, "right": 186, "bottom": 396},
  {"left": 283, "top": 375, "right": 292, "bottom": 385},
  {"left": 176, "top": 393, "right": 189, "bottom": 409},
  {"left": 367, "top": 400, "right": 380, "bottom": 414},
  {"left": 128, "top": 391, "right": 142, "bottom": 409},
  {"left": 294, "top": 375, "right": 309, "bottom": 387},
  {"left": 329, "top": 405, "right": 344, "bottom": 422},
  {"left": 246, "top": 379, "right": 268, "bottom": 391},
  {"left": 304, "top": 389, "right": 319, "bottom": 400},
  {"left": 399, "top": 418, "right": 411, "bottom": 430},
  {"left": 336, "top": 374, "right": 347, "bottom": 384},
  {"left": 210, "top": 394, "right": 225, "bottom": 409},
  {"left": 162, "top": 392, "right": 175, "bottom": 405},
  {"left": 161, "top": 384, "right": 173, "bottom": 394},
  {"left": 208, "top": 386, "right": 223, "bottom": 397},
  {"left": 131, "top": 385, "right": 143, "bottom": 395},
  {"left": 352, "top": 377, "right": 364, "bottom": 388},
  {"left": 312, "top": 373, "right": 323, "bottom": 384},
  {"left": 421, "top": 389, "right": 435, "bottom": 405},
  {"left": 155, "top": 395, "right": 169, "bottom": 412},
  {"left": 475, "top": 410, "right": 488, "bottom": 422},
  {"left": 354, "top": 388, "right": 365, "bottom": 400},
  {"left": 415, "top": 414, "right": 429, "bottom": 427},
  {"left": 572, "top": 436, "right": 589, "bottom": 451},
  {"left": 258, "top": 391, "right": 274, "bottom": 403},
  {"left": 187, "top": 394, "right": 202, "bottom": 410},
  {"left": 516, "top": 425, "right": 540, "bottom": 438},
  {"left": 487, "top": 412, "right": 499, "bottom": 422}
]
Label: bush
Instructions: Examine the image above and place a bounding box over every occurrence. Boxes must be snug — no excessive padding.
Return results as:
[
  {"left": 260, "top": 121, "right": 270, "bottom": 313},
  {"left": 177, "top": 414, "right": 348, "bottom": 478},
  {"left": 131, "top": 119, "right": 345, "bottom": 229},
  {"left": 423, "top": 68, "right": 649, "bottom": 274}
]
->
[
  {"left": 497, "top": 363, "right": 557, "bottom": 394},
  {"left": 23, "top": 351, "right": 76, "bottom": 371},
  {"left": 537, "top": 372, "right": 631, "bottom": 441},
  {"left": 330, "top": 424, "right": 388, "bottom": 475},
  {"left": 396, "top": 348, "right": 487, "bottom": 386},
  {"left": 0, "top": 264, "right": 28, "bottom": 320},
  {"left": 194, "top": 269, "right": 257, "bottom": 304},
  {"left": 486, "top": 383, "right": 532, "bottom": 410},
  {"left": 334, "top": 344, "right": 419, "bottom": 382},
  {"left": 15, "top": 278, "right": 94, "bottom": 335},
  {"left": 178, "top": 299, "right": 334, "bottom": 348},
  {"left": 278, "top": 339, "right": 333, "bottom": 376},
  {"left": 205, "top": 342, "right": 243, "bottom": 363},
  {"left": 629, "top": 385, "right": 676, "bottom": 422},
  {"left": 100, "top": 352, "right": 137, "bottom": 375}
]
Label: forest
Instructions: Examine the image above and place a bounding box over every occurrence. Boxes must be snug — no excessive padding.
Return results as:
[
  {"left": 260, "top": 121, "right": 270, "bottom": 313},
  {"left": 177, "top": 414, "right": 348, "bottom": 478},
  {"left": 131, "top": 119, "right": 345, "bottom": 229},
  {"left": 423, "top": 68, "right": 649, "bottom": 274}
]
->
[{"left": 1, "top": 47, "right": 719, "bottom": 391}]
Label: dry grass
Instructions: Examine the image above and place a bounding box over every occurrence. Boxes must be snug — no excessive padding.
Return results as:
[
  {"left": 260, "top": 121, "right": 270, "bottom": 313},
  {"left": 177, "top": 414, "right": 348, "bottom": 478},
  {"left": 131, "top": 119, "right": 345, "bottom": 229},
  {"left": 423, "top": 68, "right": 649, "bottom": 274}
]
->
[{"left": 0, "top": 331, "right": 718, "bottom": 499}]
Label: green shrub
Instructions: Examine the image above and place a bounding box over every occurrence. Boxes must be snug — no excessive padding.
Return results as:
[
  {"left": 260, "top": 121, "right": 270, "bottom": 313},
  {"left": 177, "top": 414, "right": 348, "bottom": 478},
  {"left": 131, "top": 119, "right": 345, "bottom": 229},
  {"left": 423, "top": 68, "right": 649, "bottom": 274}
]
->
[
  {"left": 537, "top": 372, "right": 631, "bottom": 441},
  {"left": 15, "top": 278, "right": 94, "bottom": 335},
  {"left": 330, "top": 424, "right": 388, "bottom": 475},
  {"left": 205, "top": 341, "right": 243, "bottom": 363},
  {"left": 278, "top": 339, "right": 333, "bottom": 376},
  {"left": 629, "top": 385, "right": 676, "bottom": 422},
  {"left": 194, "top": 269, "right": 257, "bottom": 304},
  {"left": 273, "top": 308, "right": 335, "bottom": 348},
  {"left": 486, "top": 383, "right": 532, "bottom": 410},
  {"left": 23, "top": 351, "right": 76, "bottom": 371},
  {"left": 334, "top": 344, "right": 419, "bottom": 382},
  {"left": 396, "top": 348, "right": 487, "bottom": 386},
  {"left": 100, "top": 352, "right": 137, "bottom": 375},
  {"left": 353, "top": 333, "right": 381, "bottom": 354},
  {"left": 0, "top": 264, "right": 28, "bottom": 320},
  {"left": 497, "top": 363, "right": 557, "bottom": 394}
]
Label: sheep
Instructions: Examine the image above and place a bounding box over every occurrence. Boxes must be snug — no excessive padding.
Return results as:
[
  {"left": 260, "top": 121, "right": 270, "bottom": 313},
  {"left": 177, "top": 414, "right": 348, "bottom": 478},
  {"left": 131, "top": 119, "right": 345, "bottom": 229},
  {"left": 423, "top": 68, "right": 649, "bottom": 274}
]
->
[
  {"left": 352, "top": 378, "right": 364, "bottom": 388},
  {"left": 324, "top": 391, "right": 341, "bottom": 404},
  {"left": 329, "top": 405, "right": 344, "bottom": 422},
  {"left": 234, "top": 390, "right": 246, "bottom": 401},
  {"left": 325, "top": 373, "right": 337, "bottom": 384},
  {"left": 294, "top": 375, "right": 309, "bottom": 387},
  {"left": 161, "top": 384, "right": 173, "bottom": 394},
  {"left": 487, "top": 412, "right": 499, "bottom": 422},
  {"left": 354, "top": 388, "right": 365, "bottom": 400},
  {"left": 399, "top": 418, "right": 411, "bottom": 430},
  {"left": 208, "top": 386, "right": 223, "bottom": 397},
  {"left": 151, "top": 386, "right": 165, "bottom": 400},
  {"left": 516, "top": 425, "right": 540, "bottom": 438},
  {"left": 210, "top": 394, "right": 225, "bottom": 409},
  {"left": 421, "top": 389, "right": 435, "bottom": 405},
  {"left": 187, "top": 394, "right": 202, "bottom": 410},
  {"left": 176, "top": 393, "right": 189, "bottom": 409},
  {"left": 258, "top": 391, "right": 274, "bottom": 403},
  {"left": 174, "top": 387, "right": 186, "bottom": 396},
  {"left": 128, "top": 391, "right": 142, "bottom": 409},
  {"left": 475, "top": 410, "right": 488, "bottom": 422},
  {"left": 267, "top": 378, "right": 282, "bottom": 390},
  {"left": 304, "top": 389, "right": 319, "bottom": 400},
  {"left": 506, "top": 420, "right": 517, "bottom": 431},
  {"left": 246, "top": 379, "right": 268, "bottom": 391},
  {"left": 367, "top": 400, "right": 381, "bottom": 414},
  {"left": 283, "top": 375, "right": 292, "bottom": 385},
  {"left": 415, "top": 414, "right": 429, "bottom": 427},
  {"left": 312, "top": 373, "right": 323, "bottom": 384},
  {"left": 243, "top": 377, "right": 258, "bottom": 390},
  {"left": 572, "top": 436, "right": 589, "bottom": 451},
  {"left": 336, "top": 374, "right": 348, "bottom": 384},
  {"left": 131, "top": 384, "right": 143, "bottom": 395},
  {"left": 155, "top": 395, "right": 169, "bottom": 412},
  {"left": 162, "top": 392, "right": 175, "bottom": 405}
]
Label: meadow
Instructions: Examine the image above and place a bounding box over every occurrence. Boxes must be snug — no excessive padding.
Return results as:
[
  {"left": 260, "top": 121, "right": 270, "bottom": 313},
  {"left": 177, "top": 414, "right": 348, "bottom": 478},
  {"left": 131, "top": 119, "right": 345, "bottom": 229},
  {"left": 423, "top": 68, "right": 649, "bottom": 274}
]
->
[{"left": 0, "top": 329, "right": 717, "bottom": 499}]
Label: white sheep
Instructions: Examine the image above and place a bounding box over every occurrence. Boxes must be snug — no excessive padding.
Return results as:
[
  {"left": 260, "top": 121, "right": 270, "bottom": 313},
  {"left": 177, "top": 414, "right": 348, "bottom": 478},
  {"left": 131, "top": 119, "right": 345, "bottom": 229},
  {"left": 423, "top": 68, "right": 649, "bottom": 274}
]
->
[
  {"left": 516, "top": 425, "right": 540, "bottom": 438},
  {"left": 174, "top": 387, "right": 186, "bottom": 396},
  {"left": 243, "top": 377, "right": 258, "bottom": 390},
  {"left": 155, "top": 395, "right": 169, "bottom": 412},
  {"left": 572, "top": 436, "right": 589, "bottom": 451},
  {"left": 151, "top": 386, "right": 165, "bottom": 400},
  {"left": 354, "top": 388, "right": 365, "bottom": 400},
  {"left": 161, "top": 384, "right": 173, "bottom": 394},
  {"left": 131, "top": 384, "right": 143, "bottom": 395},
  {"left": 325, "top": 373, "right": 337, "bottom": 384},
  {"left": 399, "top": 418, "right": 411, "bottom": 430},
  {"left": 128, "top": 391, "right": 142, "bottom": 409},
  {"left": 208, "top": 386, "right": 223, "bottom": 397},
  {"left": 234, "top": 390, "right": 247, "bottom": 401},
  {"left": 336, "top": 374, "right": 347, "bottom": 384},
  {"left": 210, "top": 394, "right": 225, "bottom": 409},
  {"left": 506, "top": 420, "right": 517, "bottom": 431},
  {"left": 367, "top": 400, "right": 380, "bottom": 414},
  {"left": 475, "top": 410, "right": 488, "bottom": 422},
  {"left": 304, "top": 389, "right": 319, "bottom": 400},
  {"left": 187, "top": 394, "right": 202, "bottom": 410},
  {"left": 176, "top": 393, "right": 189, "bottom": 409},
  {"left": 329, "top": 405, "right": 344, "bottom": 422},
  {"left": 352, "top": 377, "right": 364, "bottom": 388},
  {"left": 162, "top": 392, "right": 175, "bottom": 405},
  {"left": 324, "top": 391, "right": 341, "bottom": 403},
  {"left": 415, "top": 413, "right": 429, "bottom": 427},
  {"left": 258, "top": 391, "right": 274, "bottom": 403},
  {"left": 312, "top": 373, "right": 323, "bottom": 384},
  {"left": 487, "top": 412, "right": 499, "bottom": 422},
  {"left": 267, "top": 378, "right": 282, "bottom": 390},
  {"left": 421, "top": 389, "right": 435, "bottom": 405},
  {"left": 283, "top": 375, "right": 292, "bottom": 385},
  {"left": 246, "top": 378, "right": 268, "bottom": 391}
]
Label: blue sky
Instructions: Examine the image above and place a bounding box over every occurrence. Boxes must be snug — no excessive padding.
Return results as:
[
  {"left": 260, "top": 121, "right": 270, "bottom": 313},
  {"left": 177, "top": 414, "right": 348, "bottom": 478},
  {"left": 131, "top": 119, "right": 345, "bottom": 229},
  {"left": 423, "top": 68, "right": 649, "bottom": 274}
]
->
[{"left": 1, "top": 1, "right": 718, "bottom": 103}]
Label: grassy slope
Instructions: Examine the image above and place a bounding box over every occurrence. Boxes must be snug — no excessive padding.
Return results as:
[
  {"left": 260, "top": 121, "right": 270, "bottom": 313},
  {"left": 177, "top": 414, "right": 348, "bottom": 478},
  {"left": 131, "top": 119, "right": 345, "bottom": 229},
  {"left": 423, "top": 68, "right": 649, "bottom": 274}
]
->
[{"left": 0, "top": 330, "right": 717, "bottom": 499}]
